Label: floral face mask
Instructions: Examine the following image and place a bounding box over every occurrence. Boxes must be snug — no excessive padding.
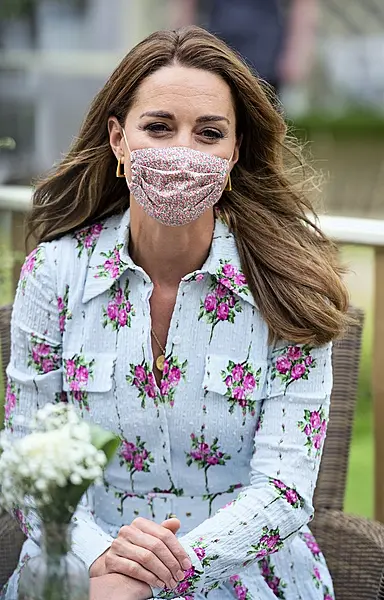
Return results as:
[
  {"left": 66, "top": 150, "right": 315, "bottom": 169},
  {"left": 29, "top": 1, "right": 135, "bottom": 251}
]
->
[{"left": 123, "top": 130, "right": 233, "bottom": 226}]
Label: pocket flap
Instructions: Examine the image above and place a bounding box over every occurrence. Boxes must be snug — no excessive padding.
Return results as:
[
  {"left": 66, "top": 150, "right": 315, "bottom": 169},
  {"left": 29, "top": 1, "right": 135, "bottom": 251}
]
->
[
  {"left": 62, "top": 352, "right": 116, "bottom": 393},
  {"left": 203, "top": 353, "right": 267, "bottom": 400}
]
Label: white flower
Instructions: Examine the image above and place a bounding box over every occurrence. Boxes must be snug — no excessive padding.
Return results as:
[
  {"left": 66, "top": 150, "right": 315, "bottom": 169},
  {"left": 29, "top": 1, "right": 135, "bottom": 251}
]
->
[{"left": 0, "top": 403, "right": 110, "bottom": 518}]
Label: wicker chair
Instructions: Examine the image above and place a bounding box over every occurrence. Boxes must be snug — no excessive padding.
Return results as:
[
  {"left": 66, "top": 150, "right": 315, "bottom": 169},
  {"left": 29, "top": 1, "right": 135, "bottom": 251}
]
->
[
  {"left": 1, "top": 304, "right": 383, "bottom": 598},
  {"left": 0, "top": 305, "right": 26, "bottom": 589}
]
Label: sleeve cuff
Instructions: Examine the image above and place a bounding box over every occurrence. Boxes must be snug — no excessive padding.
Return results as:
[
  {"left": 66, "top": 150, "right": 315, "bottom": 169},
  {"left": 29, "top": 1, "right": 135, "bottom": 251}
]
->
[
  {"left": 71, "top": 518, "right": 114, "bottom": 569},
  {"left": 150, "top": 539, "right": 205, "bottom": 599}
]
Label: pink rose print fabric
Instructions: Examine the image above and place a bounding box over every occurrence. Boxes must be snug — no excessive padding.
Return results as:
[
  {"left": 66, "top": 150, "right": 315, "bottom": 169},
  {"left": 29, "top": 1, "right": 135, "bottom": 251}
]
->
[
  {"left": 4, "top": 379, "right": 20, "bottom": 431},
  {"left": 159, "top": 356, "right": 188, "bottom": 407},
  {"left": 7, "top": 210, "right": 335, "bottom": 600},
  {"left": 64, "top": 355, "right": 95, "bottom": 411},
  {"left": 28, "top": 334, "right": 61, "bottom": 375},
  {"left": 312, "top": 566, "right": 322, "bottom": 589},
  {"left": 186, "top": 426, "right": 231, "bottom": 493},
  {"left": 199, "top": 260, "right": 248, "bottom": 342},
  {"left": 57, "top": 285, "right": 72, "bottom": 334},
  {"left": 118, "top": 436, "right": 154, "bottom": 493},
  {"left": 269, "top": 479, "right": 304, "bottom": 510},
  {"left": 298, "top": 407, "right": 328, "bottom": 458},
  {"left": 126, "top": 361, "right": 158, "bottom": 409},
  {"left": 259, "top": 557, "right": 287, "bottom": 599},
  {"left": 299, "top": 532, "right": 324, "bottom": 562},
  {"left": 54, "top": 391, "right": 69, "bottom": 404},
  {"left": 102, "top": 280, "right": 135, "bottom": 330},
  {"left": 13, "top": 508, "right": 31, "bottom": 537},
  {"left": 271, "top": 344, "right": 316, "bottom": 393},
  {"left": 229, "top": 574, "right": 252, "bottom": 600},
  {"left": 127, "top": 356, "right": 188, "bottom": 410},
  {"left": 19, "top": 247, "right": 44, "bottom": 293},
  {"left": 246, "top": 526, "right": 284, "bottom": 561},
  {"left": 156, "top": 538, "right": 218, "bottom": 599},
  {"left": 203, "top": 482, "right": 242, "bottom": 517},
  {"left": 95, "top": 243, "right": 128, "bottom": 279},
  {"left": 74, "top": 223, "right": 103, "bottom": 258},
  {"left": 256, "top": 407, "right": 265, "bottom": 432},
  {"left": 221, "top": 359, "right": 261, "bottom": 424}
]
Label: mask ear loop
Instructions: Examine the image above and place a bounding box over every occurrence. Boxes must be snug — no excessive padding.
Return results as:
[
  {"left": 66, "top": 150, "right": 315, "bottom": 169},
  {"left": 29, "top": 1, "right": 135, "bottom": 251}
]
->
[{"left": 225, "top": 147, "right": 235, "bottom": 192}]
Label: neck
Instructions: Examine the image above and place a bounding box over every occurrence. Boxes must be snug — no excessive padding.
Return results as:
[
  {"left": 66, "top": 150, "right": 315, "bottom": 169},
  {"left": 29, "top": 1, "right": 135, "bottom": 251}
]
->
[{"left": 129, "top": 204, "right": 215, "bottom": 287}]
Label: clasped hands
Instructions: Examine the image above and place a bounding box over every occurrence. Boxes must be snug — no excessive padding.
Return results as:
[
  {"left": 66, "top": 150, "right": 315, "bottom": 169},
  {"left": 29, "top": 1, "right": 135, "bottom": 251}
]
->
[{"left": 89, "top": 517, "right": 192, "bottom": 600}]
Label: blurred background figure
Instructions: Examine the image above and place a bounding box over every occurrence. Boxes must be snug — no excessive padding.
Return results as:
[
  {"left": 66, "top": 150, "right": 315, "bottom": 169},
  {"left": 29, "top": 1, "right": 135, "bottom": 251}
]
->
[{"left": 170, "top": 0, "right": 319, "bottom": 103}]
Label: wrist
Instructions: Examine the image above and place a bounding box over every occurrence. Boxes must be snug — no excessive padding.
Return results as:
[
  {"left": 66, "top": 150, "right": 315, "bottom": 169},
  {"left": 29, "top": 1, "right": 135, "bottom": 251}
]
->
[
  {"left": 89, "top": 552, "right": 107, "bottom": 578},
  {"left": 113, "top": 574, "right": 152, "bottom": 600}
]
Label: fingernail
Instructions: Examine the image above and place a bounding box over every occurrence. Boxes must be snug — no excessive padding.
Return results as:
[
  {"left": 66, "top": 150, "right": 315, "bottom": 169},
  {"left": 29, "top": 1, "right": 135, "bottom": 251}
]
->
[
  {"left": 176, "top": 570, "right": 184, "bottom": 581},
  {"left": 182, "top": 559, "right": 192, "bottom": 570},
  {"left": 156, "top": 580, "right": 164, "bottom": 588},
  {"left": 170, "top": 579, "right": 177, "bottom": 589}
]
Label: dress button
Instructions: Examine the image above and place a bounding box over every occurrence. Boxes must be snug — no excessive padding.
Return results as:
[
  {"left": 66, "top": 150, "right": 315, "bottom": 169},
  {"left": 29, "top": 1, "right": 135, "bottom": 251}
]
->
[{"left": 173, "top": 335, "right": 181, "bottom": 345}]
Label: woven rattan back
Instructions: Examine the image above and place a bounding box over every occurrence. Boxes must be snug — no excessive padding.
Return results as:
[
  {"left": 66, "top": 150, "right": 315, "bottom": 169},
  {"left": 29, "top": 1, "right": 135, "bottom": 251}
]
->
[
  {"left": 314, "top": 307, "right": 364, "bottom": 512},
  {"left": 0, "top": 305, "right": 12, "bottom": 390}
]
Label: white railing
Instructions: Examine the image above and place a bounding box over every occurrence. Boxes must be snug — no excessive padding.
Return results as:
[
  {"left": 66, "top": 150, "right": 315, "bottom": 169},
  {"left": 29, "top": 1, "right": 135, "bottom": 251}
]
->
[{"left": 0, "top": 186, "right": 384, "bottom": 521}]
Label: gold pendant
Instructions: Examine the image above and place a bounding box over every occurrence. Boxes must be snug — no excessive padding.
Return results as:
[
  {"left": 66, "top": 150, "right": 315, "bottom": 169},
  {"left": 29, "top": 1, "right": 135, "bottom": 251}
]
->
[{"left": 156, "top": 354, "right": 165, "bottom": 372}]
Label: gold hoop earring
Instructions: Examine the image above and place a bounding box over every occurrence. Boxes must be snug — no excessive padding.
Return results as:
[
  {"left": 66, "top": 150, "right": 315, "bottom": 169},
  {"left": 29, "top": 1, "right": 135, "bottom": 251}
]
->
[
  {"left": 225, "top": 173, "right": 232, "bottom": 192},
  {"left": 116, "top": 157, "right": 125, "bottom": 178}
]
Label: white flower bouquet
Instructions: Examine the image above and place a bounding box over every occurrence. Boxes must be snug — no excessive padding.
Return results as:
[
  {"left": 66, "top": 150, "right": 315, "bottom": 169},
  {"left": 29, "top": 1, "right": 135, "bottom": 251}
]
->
[
  {"left": 0, "top": 402, "right": 118, "bottom": 523},
  {"left": 0, "top": 403, "right": 119, "bottom": 600}
]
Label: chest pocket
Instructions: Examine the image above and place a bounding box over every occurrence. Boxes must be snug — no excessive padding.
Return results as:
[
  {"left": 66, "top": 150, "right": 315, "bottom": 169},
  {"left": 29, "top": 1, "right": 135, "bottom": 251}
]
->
[
  {"left": 62, "top": 351, "right": 116, "bottom": 394},
  {"left": 203, "top": 353, "right": 267, "bottom": 418}
]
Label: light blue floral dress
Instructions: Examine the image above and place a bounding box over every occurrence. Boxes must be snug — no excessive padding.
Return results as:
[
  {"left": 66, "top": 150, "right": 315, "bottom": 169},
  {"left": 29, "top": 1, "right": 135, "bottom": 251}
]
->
[{"left": 3, "top": 209, "right": 334, "bottom": 600}]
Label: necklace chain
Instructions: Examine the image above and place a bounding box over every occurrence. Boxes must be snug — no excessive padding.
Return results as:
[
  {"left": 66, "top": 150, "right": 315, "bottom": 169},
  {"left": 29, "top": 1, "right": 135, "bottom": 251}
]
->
[{"left": 151, "top": 328, "right": 166, "bottom": 355}]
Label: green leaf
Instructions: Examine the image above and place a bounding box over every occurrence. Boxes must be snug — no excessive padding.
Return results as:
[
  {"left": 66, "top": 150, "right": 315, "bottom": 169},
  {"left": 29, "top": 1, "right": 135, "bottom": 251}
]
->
[{"left": 90, "top": 425, "right": 120, "bottom": 464}]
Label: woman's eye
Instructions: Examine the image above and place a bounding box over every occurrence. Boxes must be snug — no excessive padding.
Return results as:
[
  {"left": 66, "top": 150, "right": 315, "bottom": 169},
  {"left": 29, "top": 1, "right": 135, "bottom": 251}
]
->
[
  {"left": 200, "top": 128, "right": 224, "bottom": 140},
  {"left": 144, "top": 123, "right": 169, "bottom": 133}
]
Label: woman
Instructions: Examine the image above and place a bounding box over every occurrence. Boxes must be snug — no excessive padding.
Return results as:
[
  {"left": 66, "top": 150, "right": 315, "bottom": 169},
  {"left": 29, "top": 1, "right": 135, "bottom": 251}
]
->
[{"left": 4, "top": 26, "right": 348, "bottom": 600}]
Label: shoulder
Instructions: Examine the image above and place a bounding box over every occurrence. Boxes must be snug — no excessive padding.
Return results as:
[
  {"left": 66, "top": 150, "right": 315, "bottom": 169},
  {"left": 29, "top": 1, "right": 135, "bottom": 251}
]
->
[{"left": 20, "top": 215, "right": 120, "bottom": 292}]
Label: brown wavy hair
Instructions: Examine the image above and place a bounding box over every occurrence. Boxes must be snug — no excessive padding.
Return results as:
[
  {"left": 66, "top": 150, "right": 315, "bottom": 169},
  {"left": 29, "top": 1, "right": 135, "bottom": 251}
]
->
[{"left": 27, "top": 26, "right": 350, "bottom": 345}]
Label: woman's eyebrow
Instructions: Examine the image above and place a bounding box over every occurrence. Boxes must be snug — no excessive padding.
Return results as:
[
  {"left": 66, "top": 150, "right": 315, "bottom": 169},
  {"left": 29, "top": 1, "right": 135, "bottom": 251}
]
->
[
  {"left": 196, "top": 115, "right": 230, "bottom": 125},
  {"left": 140, "top": 110, "right": 175, "bottom": 119},
  {"left": 139, "top": 110, "right": 230, "bottom": 125}
]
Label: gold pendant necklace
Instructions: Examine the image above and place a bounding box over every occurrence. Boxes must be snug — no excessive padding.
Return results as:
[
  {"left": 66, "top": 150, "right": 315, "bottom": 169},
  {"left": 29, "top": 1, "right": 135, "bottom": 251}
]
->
[{"left": 151, "top": 328, "right": 166, "bottom": 372}]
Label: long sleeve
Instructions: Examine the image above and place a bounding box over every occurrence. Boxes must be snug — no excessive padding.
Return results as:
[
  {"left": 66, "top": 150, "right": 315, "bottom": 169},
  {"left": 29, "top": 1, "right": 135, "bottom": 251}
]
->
[
  {"left": 152, "top": 340, "right": 332, "bottom": 598},
  {"left": 4, "top": 245, "right": 113, "bottom": 568}
]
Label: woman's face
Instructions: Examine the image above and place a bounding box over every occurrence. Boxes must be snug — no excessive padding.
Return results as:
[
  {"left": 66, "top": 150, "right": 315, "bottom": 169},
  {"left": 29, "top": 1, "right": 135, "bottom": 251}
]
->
[{"left": 109, "top": 65, "right": 240, "bottom": 180}]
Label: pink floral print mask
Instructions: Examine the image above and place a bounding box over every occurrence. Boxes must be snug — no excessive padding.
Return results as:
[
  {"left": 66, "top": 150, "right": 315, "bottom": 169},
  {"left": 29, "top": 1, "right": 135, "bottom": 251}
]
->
[{"left": 123, "top": 131, "right": 232, "bottom": 226}]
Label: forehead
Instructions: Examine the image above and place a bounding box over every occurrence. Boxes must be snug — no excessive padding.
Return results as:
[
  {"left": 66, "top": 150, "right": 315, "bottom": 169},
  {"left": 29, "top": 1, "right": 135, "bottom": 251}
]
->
[{"left": 131, "top": 65, "right": 235, "bottom": 120}]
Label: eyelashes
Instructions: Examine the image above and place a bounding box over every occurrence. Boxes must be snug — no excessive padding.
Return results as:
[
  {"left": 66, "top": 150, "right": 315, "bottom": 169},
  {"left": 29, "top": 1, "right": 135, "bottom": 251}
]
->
[{"left": 140, "top": 122, "right": 226, "bottom": 142}]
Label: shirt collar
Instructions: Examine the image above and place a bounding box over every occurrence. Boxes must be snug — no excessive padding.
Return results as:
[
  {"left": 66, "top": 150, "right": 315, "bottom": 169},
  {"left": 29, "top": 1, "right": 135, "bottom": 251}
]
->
[{"left": 82, "top": 209, "right": 257, "bottom": 308}]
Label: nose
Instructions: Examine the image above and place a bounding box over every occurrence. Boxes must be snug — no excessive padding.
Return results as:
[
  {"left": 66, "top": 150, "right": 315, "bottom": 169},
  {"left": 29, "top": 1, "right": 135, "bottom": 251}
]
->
[{"left": 171, "top": 127, "right": 195, "bottom": 150}]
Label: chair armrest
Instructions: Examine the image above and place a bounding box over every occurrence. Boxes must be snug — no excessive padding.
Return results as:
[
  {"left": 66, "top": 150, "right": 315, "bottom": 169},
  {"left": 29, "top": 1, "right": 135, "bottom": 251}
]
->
[
  {"left": 310, "top": 509, "right": 384, "bottom": 600},
  {"left": 0, "top": 512, "right": 26, "bottom": 589}
]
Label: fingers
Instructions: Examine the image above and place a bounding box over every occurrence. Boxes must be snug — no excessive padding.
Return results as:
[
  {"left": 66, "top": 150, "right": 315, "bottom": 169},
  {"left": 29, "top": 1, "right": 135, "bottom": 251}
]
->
[
  {"left": 115, "top": 524, "right": 186, "bottom": 587},
  {"left": 160, "top": 517, "right": 181, "bottom": 535},
  {"left": 131, "top": 517, "right": 191, "bottom": 571},
  {"left": 105, "top": 552, "right": 170, "bottom": 589},
  {"left": 108, "top": 533, "right": 183, "bottom": 590}
]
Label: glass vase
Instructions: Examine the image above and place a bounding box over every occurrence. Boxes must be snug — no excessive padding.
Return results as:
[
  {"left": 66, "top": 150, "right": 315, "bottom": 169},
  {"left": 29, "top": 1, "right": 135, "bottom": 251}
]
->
[{"left": 18, "top": 522, "right": 89, "bottom": 600}]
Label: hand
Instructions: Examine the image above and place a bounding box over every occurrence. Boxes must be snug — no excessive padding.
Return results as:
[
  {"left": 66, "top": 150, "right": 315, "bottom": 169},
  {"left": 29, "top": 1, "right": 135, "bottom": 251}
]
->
[
  {"left": 89, "top": 572, "right": 151, "bottom": 600},
  {"left": 90, "top": 517, "right": 192, "bottom": 591}
]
